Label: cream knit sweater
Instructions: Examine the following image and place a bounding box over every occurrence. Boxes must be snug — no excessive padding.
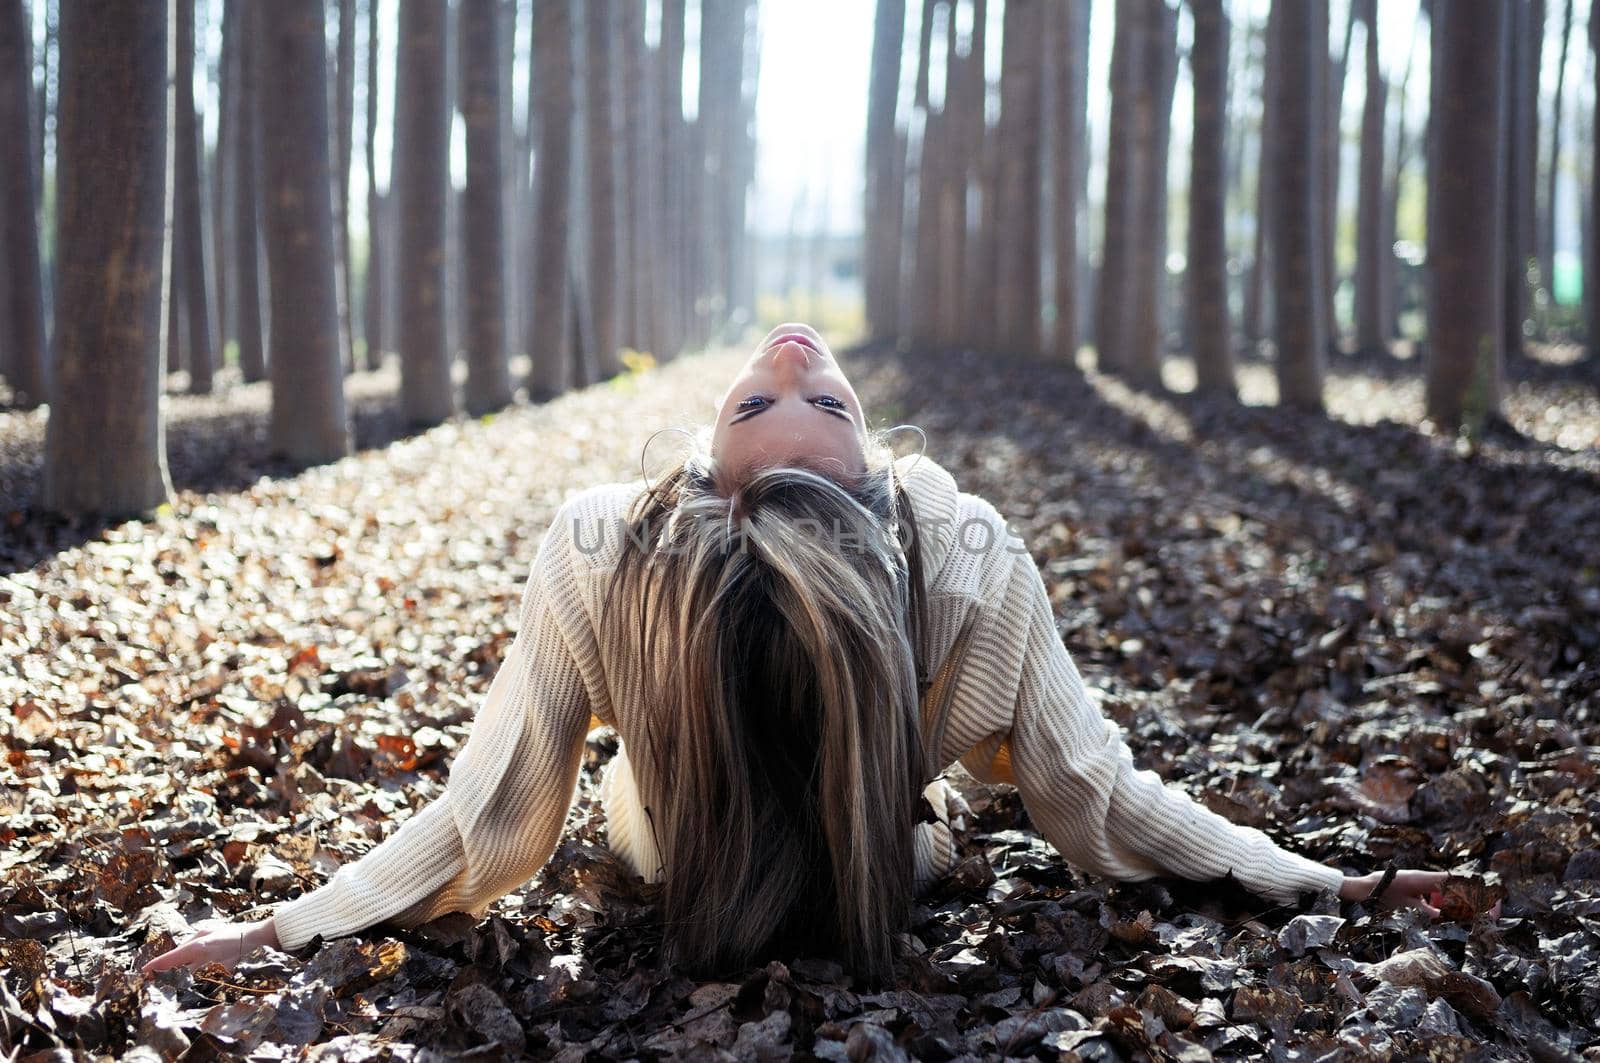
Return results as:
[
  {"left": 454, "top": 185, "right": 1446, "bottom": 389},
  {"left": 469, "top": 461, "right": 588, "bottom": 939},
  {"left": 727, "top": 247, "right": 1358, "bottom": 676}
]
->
[{"left": 271, "top": 454, "right": 1344, "bottom": 951}]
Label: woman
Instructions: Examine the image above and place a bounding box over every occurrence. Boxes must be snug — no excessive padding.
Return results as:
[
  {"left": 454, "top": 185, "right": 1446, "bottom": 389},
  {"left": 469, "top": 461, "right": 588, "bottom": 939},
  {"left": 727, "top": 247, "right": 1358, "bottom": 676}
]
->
[{"left": 146, "top": 322, "right": 1447, "bottom": 980}]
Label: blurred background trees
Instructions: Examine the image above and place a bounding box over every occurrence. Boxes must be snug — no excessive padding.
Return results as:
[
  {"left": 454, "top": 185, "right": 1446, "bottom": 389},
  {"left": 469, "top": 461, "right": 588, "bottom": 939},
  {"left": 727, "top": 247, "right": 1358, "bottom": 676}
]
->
[
  {"left": 2, "top": 0, "right": 1598, "bottom": 519},
  {"left": 3, "top": 0, "right": 764, "bottom": 517},
  {"left": 865, "top": 0, "right": 1600, "bottom": 428}
]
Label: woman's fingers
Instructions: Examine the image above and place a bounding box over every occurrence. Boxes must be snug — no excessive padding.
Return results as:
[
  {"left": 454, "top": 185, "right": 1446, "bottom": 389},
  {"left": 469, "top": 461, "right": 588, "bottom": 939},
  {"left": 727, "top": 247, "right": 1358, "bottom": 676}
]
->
[
  {"left": 140, "top": 925, "right": 238, "bottom": 974},
  {"left": 142, "top": 940, "right": 202, "bottom": 974}
]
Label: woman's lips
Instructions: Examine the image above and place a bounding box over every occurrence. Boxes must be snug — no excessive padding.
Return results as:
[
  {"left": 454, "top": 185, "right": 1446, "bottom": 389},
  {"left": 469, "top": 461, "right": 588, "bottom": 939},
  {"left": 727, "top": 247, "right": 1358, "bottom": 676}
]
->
[{"left": 767, "top": 332, "right": 820, "bottom": 354}]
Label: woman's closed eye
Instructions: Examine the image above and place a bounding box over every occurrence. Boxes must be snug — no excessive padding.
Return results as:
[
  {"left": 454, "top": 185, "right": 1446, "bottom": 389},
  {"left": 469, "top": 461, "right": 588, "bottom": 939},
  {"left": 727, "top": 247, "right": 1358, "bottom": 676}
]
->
[{"left": 732, "top": 395, "right": 851, "bottom": 420}]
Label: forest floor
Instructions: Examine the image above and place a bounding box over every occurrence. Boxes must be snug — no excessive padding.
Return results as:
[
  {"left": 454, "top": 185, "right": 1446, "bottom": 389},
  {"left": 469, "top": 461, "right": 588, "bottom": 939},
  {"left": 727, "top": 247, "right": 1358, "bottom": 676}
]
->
[{"left": 2, "top": 339, "right": 1599, "bottom": 1060}]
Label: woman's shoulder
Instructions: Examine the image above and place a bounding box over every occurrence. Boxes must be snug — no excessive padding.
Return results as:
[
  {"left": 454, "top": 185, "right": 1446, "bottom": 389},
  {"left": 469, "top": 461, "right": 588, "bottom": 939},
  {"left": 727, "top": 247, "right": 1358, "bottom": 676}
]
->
[
  {"left": 538, "top": 478, "right": 650, "bottom": 575},
  {"left": 896, "top": 454, "right": 1027, "bottom": 599}
]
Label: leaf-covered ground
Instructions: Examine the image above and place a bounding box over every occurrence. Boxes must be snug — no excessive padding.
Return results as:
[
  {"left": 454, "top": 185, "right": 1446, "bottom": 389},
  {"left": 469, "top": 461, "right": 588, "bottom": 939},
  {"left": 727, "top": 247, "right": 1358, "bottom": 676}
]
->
[{"left": 3, "top": 341, "right": 1598, "bottom": 1060}]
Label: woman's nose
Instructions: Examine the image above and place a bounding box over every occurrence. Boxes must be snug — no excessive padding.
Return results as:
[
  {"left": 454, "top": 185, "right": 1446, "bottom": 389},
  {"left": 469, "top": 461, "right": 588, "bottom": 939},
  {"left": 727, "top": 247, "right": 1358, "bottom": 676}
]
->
[{"left": 769, "top": 339, "right": 813, "bottom": 377}]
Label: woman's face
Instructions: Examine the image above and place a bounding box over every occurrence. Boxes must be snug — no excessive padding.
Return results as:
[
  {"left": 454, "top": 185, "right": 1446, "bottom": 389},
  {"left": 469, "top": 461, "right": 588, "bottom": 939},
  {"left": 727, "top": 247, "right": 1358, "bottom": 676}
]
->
[{"left": 710, "top": 323, "right": 868, "bottom": 490}]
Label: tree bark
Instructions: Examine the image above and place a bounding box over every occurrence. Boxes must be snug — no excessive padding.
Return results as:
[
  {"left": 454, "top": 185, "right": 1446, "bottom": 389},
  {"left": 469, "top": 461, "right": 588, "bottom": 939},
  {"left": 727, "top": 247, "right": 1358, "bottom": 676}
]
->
[
  {"left": 364, "top": 0, "right": 384, "bottom": 370},
  {"left": 459, "top": 0, "right": 511, "bottom": 414},
  {"left": 213, "top": 0, "right": 237, "bottom": 358},
  {"left": 937, "top": 0, "right": 988, "bottom": 351},
  {"left": 259, "top": 0, "right": 353, "bottom": 462},
  {"left": 620, "top": 0, "right": 656, "bottom": 357},
  {"left": 1243, "top": 2, "right": 1282, "bottom": 347},
  {"left": 656, "top": 0, "right": 687, "bottom": 360},
  {"left": 176, "top": 0, "right": 215, "bottom": 394},
  {"left": 865, "top": 0, "right": 907, "bottom": 342},
  {"left": 1354, "top": 0, "right": 1388, "bottom": 354},
  {"left": 1125, "top": 0, "right": 1176, "bottom": 388},
  {"left": 1427, "top": 0, "right": 1508, "bottom": 431},
  {"left": 43, "top": 0, "right": 172, "bottom": 516},
  {"left": 234, "top": 0, "right": 265, "bottom": 383},
  {"left": 908, "top": 0, "right": 946, "bottom": 351},
  {"left": 1503, "top": 0, "right": 1543, "bottom": 362},
  {"left": 584, "top": 0, "right": 622, "bottom": 377},
  {"left": 1049, "top": 0, "right": 1090, "bottom": 363},
  {"left": 1271, "top": 0, "right": 1327, "bottom": 409},
  {"left": 396, "top": 0, "right": 454, "bottom": 424},
  {"left": 0, "top": 0, "right": 48, "bottom": 408},
  {"left": 1094, "top": 0, "right": 1146, "bottom": 373},
  {"left": 1187, "top": 0, "right": 1234, "bottom": 395},
  {"left": 994, "top": 0, "right": 1045, "bottom": 357},
  {"left": 528, "top": 0, "right": 575, "bottom": 398},
  {"left": 334, "top": 0, "right": 356, "bottom": 374}
]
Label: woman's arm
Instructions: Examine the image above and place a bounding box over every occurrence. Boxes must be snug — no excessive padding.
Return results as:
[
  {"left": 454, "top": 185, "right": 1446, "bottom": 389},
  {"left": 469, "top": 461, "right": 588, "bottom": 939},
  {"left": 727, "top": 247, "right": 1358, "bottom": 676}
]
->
[
  {"left": 146, "top": 498, "right": 595, "bottom": 971},
  {"left": 936, "top": 499, "right": 1384, "bottom": 905},
  {"left": 1003, "top": 561, "right": 1344, "bottom": 901}
]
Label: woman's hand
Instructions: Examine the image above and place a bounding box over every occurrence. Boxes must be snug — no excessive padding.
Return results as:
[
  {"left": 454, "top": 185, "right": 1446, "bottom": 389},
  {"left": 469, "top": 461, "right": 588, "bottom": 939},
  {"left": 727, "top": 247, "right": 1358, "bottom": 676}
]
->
[
  {"left": 141, "top": 916, "right": 280, "bottom": 975},
  {"left": 1338, "top": 869, "right": 1500, "bottom": 919}
]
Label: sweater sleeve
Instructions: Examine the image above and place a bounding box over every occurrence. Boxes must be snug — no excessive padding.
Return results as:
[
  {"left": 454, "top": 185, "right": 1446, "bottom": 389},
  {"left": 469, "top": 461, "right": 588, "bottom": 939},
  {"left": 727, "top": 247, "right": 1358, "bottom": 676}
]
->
[
  {"left": 271, "top": 499, "right": 595, "bottom": 950},
  {"left": 938, "top": 501, "right": 1344, "bottom": 904}
]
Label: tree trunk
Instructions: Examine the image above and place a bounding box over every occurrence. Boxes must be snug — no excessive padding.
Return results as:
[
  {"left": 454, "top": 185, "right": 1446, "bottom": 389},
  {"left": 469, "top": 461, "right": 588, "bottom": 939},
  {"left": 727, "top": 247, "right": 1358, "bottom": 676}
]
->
[
  {"left": 1187, "top": 0, "right": 1234, "bottom": 395},
  {"left": 213, "top": 0, "right": 237, "bottom": 359},
  {"left": 396, "top": 0, "right": 454, "bottom": 424},
  {"left": 907, "top": 0, "right": 945, "bottom": 351},
  {"left": 528, "top": 0, "right": 575, "bottom": 399},
  {"left": 0, "top": 0, "right": 47, "bottom": 408},
  {"left": 259, "top": 0, "right": 352, "bottom": 462},
  {"left": 176, "top": 0, "right": 215, "bottom": 394},
  {"left": 333, "top": 0, "right": 356, "bottom": 374},
  {"left": 620, "top": 0, "right": 656, "bottom": 357},
  {"left": 937, "top": 0, "right": 988, "bottom": 351},
  {"left": 43, "top": 0, "right": 172, "bottom": 516},
  {"left": 364, "top": 0, "right": 384, "bottom": 370},
  {"left": 584, "top": 0, "right": 622, "bottom": 377},
  {"left": 235, "top": 0, "right": 265, "bottom": 384},
  {"left": 1540, "top": 0, "right": 1574, "bottom": 314},
  {"left": 1126, "top": 0, "right": 1176, "bottom": 388},
  {"left": 613, "top": 0, "right": 637, "bottom": 351},
  {"left": 1094, "top": 0, "right": 1146, "bottom": 373},
  {"left": 1427, "top": 0, "right": 1508, "bottom": 431},
  {"left": 1271, "top": 0, "right": 1327, "bottom": 409},
  {"left": 1354, "top": 0, "right": 1387, "bottom": 354},
  {"left": 1243, "top": 2, "right": 1282, "bottom": 347},
  {"left": 1503, "top": 0, "right": 1543, "bottom": 362},
  {"left": 567, "top": 7, "right": 596, "bottom": 382},
  {"left": 994, "top": 0, "right": 1045, "bottom": 357},
  {"left": 656, "top": 0, "right": 687, "bottom": 360},
  {"left": 1049, "top": 0, "right": 1089, "bottom": 363},
  {"left": 865, "top": 0, "right": 907, "bottom": 341},
  {"left": 694, "top": 0, "right": 748, "bottom": 344},
  {"left": 459, "top": 0, "right": 511, "bottom": 414}
]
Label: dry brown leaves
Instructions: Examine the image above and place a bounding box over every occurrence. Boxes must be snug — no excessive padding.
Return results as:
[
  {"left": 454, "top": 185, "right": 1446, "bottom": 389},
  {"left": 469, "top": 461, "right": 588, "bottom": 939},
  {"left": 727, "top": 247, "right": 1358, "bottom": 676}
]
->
[{"left": 2, "top": 340, "right": 1598, "bottom": 1059}]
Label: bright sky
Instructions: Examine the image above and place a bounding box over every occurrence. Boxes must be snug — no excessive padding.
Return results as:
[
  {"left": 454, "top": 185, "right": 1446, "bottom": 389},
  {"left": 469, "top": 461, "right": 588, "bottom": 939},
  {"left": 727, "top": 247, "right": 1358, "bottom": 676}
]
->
[{"left": 749, "top": 0, "right": 875, "bottom": 235}]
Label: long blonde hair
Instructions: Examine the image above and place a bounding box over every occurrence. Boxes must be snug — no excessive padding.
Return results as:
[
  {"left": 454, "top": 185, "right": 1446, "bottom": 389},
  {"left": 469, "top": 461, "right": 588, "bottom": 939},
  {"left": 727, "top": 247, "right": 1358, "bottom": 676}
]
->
[{"left": 598, "top": 426, "right": 930, "bottom": 980}]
